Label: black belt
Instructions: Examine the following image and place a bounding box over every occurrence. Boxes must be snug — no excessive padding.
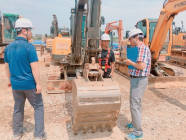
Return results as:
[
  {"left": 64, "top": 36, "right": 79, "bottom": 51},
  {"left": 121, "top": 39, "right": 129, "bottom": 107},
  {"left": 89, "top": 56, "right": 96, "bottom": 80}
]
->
[{"left": 130, "top": 75, "right": 146, "bottom": 78}]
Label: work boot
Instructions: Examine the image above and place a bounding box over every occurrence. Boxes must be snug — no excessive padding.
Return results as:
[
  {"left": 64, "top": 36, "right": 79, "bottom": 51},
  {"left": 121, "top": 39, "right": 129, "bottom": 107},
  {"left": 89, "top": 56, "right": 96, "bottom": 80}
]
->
[
  {"left": 34, "top": 132, "right": 47, "bottom": 140},
  {"left": 13, "top": 127, "right": 26, "bottom": 140}
]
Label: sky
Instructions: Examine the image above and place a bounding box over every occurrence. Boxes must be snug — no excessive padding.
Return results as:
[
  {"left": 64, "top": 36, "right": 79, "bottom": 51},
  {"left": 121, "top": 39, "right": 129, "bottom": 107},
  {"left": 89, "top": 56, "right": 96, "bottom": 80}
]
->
[{"left": 1, "top": 0, "right": 186, "bottom": 36}]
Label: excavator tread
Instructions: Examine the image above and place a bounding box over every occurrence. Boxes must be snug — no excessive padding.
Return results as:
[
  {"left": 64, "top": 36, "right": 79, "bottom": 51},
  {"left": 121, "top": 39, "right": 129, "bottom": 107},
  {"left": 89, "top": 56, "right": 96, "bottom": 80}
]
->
[
  {"left": 114, "top": 61, "right": 186, "bottom": 89},
  {"left": 114, "top": 69, "right": 130, "bottom": 80},
  {"left": 169, "top": 50, "right": 186, "bottom": 69},
  {"left": 169, "top": 61, "right": 186, "bottom": 69}
]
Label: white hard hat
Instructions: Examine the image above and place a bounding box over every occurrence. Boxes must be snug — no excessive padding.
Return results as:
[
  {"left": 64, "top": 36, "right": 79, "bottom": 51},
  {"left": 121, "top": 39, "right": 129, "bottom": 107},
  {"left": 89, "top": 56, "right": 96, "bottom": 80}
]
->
[
  {"left": 101, "top": 33, "right": 110, "bottom": 40},
  {"left": 128, "top": 28, "right": 143, "bottom": 39},
  {"left": 15, "top": 18, "right": 33, "bottom": 29}
]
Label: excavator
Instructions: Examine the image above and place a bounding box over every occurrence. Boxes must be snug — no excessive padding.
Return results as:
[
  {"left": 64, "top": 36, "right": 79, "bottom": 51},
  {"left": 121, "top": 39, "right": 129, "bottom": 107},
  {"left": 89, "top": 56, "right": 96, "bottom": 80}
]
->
[
  {"left": 172, "top": 21, "right": 186, "bottom": 49},
  {"left": 170, "top": 21, "right": 186, "bottom": 67},
  {"left": 45, "top": 15, "right": 58, "bottom": 53},
  {"left": 44, "top": 14, "right": 71, "bottom": 67},
  {"left": 104, "top": 20, "right": 124, "bottom": 59},
  {"left": 46, "top": 7, "right": 87, "bottom": 66},
  {"left": 105, "top": 20, "right": 123, "bottom": 49},
  {"left": 46, "top": 3, "right": 88, "bottom": 92},
  {"left": 45, "top": 15, "right": 70, "bottom": 53},
  {"left": 48, "top": 0, "right": 121, "bottom": 134},
  {"left": 0, "top": 12, "right": 21, "bottom": 62},
  {"left": 71, "top": 0, "right": 121, "bottom": 134},
  {"left": 115, "top": 0, "right": 186, "bottom": 88}
]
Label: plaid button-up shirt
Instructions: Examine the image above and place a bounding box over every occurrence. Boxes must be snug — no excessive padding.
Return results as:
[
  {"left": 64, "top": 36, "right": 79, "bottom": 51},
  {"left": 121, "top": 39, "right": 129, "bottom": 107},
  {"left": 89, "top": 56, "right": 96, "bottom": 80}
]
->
[{"left": 129, "top": 42, "right": 151, "bottom": 76}]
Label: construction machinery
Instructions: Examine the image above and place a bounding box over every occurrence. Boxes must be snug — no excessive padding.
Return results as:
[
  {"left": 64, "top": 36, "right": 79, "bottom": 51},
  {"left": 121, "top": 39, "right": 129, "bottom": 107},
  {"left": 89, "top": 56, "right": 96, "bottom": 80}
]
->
[
  {"left": 105, "top": 20, "right": 123, "bottom": 49},
  {"left": 46, "top": 9, "right": 86, "bottom": 62},
  {"left": 170, "top": 21, "right": 186, "bottom": 67},
  {"left": 0, "top": 12, "right": 21, "bottom": 62},
  {"left": 172, "top": 21, "right": 186, "bottom": 49},
  {"left": 47, "top": 5, "right": 88, "bottom": 91},
  {"left": 104, "top": 20, "right": 124, "bottom": 59},
  {"left": 115, "top": 0, "right": 186, "bottom": 88},
  {"left": 70, "top": 7, "right": 87, "bottom": 48},
  {"left": 45, "top": 15, "right": 68, "bottom": 53},
  {"left": 44, "top": 15, "right": 72, "bottom": 67},
  {"left": 48, "top": 0, "right": 121, "bottom": 134},
  {"left": 71, "top": 0, "right": 121, "bottom": 134},
  {"left": 51, "top": 29, "right": 71, "bottom": 63}
]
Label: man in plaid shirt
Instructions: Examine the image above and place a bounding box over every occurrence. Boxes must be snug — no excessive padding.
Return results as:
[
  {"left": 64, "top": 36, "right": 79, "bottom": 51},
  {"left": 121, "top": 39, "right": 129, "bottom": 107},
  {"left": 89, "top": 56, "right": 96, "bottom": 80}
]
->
[{"left": 125, "top": 28, "right": 151, "bottom": 140}]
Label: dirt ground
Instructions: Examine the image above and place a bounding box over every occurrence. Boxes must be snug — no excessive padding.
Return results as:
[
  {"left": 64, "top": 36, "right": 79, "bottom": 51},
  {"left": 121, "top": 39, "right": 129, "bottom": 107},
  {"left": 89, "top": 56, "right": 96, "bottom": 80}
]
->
[{"left": 0, "top": 52, "right": 186, "bottom": 140}]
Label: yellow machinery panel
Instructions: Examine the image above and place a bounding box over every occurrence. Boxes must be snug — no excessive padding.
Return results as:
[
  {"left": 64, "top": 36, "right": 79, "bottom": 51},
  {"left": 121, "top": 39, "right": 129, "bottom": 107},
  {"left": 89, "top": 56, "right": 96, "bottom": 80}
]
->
[
  {"left": 52, "top": 34, "right": 71, "bottom": 56},
  {"left": 46, "top": 38, "right": 53, "bottom": 49}
]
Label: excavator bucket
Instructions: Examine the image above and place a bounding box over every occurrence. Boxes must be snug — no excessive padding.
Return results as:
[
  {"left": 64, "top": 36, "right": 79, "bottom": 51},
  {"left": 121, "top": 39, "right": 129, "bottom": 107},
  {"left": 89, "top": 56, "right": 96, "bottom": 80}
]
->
[{"left": 71, "top": 78, "right": 121, "bottom": 134}]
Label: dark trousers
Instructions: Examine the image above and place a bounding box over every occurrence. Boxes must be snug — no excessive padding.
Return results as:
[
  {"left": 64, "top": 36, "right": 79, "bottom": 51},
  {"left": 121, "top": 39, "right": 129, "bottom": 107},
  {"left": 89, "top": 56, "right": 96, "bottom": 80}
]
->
[
  {"left": 12, "top": 89, "right": 45, "bottom": 137},
  {"left": 103, "top": 72, "right": 110, "bottom": 78}
]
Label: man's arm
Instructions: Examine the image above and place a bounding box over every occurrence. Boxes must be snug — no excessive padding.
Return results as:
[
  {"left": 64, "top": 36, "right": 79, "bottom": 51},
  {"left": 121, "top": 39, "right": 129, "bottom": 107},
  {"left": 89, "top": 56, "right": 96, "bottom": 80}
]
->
[
  {"left": 110, "top": 51, "right": 115, "bottom": 77},
  {"left": 125, "top": 45, "right": 148, "bottom": 70},
  {"left": 5, "top": 63, "right": 11, "bottom": 87},
  {"left": 30, "top": 62, "right": 42, "bottom": 94},
  {"left": 131, "top": 61, "right": 146, "bottom": 70},
  {"left": 125, "top": 59, "right": 146, "bottom": 70},
  {"left": 110, "top": 62, "right": 115, "bottom": 77}
]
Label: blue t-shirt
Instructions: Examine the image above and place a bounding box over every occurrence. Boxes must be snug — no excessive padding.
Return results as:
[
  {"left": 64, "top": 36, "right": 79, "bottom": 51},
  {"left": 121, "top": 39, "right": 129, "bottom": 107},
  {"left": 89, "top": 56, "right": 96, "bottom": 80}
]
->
[{"left": 4, "top": 37, "right": 39, "bottom": 90}]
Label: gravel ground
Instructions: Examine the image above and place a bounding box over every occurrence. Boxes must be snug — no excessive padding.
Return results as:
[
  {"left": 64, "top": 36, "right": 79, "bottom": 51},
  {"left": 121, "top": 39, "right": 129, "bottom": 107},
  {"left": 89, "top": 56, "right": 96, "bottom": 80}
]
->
[{"left": 0, "top": 52, "right": 186, "bottom": 140}]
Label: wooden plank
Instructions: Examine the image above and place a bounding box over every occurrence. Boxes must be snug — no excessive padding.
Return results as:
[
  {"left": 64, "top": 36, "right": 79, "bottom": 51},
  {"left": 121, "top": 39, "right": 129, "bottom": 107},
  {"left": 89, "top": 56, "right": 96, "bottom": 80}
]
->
[{"left": 46, "top": 90, "right": 71, "bottom": 94}]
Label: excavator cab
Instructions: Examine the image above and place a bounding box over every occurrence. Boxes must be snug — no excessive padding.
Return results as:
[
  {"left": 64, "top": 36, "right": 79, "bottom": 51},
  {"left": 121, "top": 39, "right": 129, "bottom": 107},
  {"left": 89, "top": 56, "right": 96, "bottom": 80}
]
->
[
  {"left": 0, "top": 13, "right": 20, "bottom": 60},
  {"left": 1, "top": 13, "right": 19, "bottom": 44},
  {"left": 136, "top": 18, "right": 171, "bottom": 62}
]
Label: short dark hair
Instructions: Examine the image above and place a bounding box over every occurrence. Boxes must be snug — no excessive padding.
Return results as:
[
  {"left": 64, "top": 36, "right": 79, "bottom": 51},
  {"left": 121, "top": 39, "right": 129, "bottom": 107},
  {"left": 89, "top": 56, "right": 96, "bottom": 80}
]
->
[
  {"left": 16, "top": 28, "right": 28, "bottom": 35},
  {"left": 133, "top": 34, "right": 143, "bottom": 41},
  {"left": 17, "top": 30, "right": 22, "bottom": 35}
]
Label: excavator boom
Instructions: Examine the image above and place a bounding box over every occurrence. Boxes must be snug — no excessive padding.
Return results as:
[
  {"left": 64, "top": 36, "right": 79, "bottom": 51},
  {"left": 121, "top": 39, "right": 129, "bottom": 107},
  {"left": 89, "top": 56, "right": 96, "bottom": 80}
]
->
[{"left": 150, "top": 0, "right": 186, "bottom": 63}]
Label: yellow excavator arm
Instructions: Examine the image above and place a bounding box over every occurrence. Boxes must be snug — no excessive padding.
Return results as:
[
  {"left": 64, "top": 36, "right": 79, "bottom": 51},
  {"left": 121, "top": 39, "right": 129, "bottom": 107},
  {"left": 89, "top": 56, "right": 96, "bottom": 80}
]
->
[{"left": 150, "top": 0, "right": 186, "bottom": 64}]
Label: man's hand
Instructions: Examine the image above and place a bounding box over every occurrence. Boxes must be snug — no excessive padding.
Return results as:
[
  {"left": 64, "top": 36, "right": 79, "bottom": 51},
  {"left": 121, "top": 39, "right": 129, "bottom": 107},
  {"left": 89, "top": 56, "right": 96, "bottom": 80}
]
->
[
  {"left": 110, "top": 72, "right": 113, "bottom": 78},
  {"left": 36, "top": 84, "right": 42, "bottom": 94},
  {"left": 125, "top": 59, "right": 133, "bottom": 65}
]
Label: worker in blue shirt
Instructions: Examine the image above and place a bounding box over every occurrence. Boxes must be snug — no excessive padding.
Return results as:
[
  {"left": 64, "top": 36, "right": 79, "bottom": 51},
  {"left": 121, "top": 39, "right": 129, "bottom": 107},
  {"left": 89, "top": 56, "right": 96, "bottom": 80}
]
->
[{"left": 4, "top": 18, "right": 46, "bottom": 140}]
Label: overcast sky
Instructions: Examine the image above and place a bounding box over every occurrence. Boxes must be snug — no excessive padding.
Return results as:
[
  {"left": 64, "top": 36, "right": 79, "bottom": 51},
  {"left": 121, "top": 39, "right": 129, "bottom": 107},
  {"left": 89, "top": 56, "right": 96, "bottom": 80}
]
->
[{"left": 1, "top": 0, "right": 186, "bottom": 36}]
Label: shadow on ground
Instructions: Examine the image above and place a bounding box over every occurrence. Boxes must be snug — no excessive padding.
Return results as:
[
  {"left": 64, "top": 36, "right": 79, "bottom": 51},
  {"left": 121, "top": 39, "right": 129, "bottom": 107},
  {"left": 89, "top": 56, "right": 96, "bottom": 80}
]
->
[{"left": 150, "top": 89, "right": 186, "bottom": 111}]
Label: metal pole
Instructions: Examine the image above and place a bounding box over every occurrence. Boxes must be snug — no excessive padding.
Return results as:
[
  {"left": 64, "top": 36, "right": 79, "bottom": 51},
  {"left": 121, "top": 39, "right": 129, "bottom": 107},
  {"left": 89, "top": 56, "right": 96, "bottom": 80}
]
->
[{"left": 75, "top": 0, "right": 77, "bottom": 13}]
